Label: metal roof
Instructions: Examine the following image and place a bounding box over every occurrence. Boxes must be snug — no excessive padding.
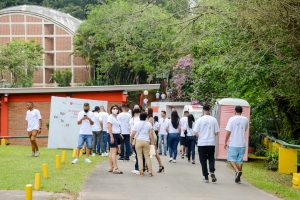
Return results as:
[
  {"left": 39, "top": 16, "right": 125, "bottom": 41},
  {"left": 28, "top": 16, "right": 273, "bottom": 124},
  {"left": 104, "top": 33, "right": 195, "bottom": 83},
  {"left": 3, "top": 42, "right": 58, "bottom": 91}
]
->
[
  {"left": 0, "top": 5, "right": 81, "bottom": 34},
  {"left": 0, "top": 84, "right": 160, "bottom": 94},
  {"left": 217, "top": 98, "right": 250, "bottom": 107}
]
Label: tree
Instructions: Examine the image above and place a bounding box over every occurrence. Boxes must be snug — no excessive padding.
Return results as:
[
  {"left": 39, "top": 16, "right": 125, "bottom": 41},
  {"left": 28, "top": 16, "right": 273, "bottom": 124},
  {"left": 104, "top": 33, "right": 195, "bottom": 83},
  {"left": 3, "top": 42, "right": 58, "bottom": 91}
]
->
[
  {"left": 0, "top": 40, "right": 43, "bottom": 87},
  {"left": 74, "top": 0, "right": 179, "bottom": 85},
  {"left": 52, "top": 69, "right": 72, "bottom": 87}
]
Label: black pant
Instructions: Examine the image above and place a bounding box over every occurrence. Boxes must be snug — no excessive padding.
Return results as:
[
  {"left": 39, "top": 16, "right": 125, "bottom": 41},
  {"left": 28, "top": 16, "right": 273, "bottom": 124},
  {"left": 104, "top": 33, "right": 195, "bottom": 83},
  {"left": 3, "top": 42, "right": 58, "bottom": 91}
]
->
[
  {"left": 198, "top": 146, "right": 215, "bottom": 178},
  {"left": 186, "top": 136, "right": 196, "bottom": 161},
  {"left": 120, "top": 134, "right": 131, "bottom": 159},
  {"left": 155, "top": 130, "right": 159, "bottom": 149}
]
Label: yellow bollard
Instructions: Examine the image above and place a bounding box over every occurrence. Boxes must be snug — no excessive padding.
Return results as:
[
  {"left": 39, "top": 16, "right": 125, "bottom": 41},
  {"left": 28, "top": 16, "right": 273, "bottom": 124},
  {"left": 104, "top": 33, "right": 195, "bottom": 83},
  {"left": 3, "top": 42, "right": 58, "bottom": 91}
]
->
[
  {"left": 79, "top": 149, "right": 83, "bottom": 156},
  {"left": 1, "top": 139, "right": 6, "bottom": 146},
  {"left": 72, "top": 148, "right": 77, "bottom": 158},
  {"left": 263, "top": 137, "right": 269, "bottom": 148},
  {"left": 25, "top": 184, "right": 32, "bottom": 200},
  {"left": 34, "top": 173, "right": 41, "bottom": 190},
  {"left": 293, "top": 173, "right": 300, "bottom": 189},
  {"left": 56, "top": 155, "right": 60, "bottom": 170},
  {"left": 61, "top": 150, "right": 66, "bottom": 163},
  {"left": 278, "top": 147, "right": 298, "bottom": 174},
  {"left": 42, "top": 163, "right": 49, "bottom": 179}
]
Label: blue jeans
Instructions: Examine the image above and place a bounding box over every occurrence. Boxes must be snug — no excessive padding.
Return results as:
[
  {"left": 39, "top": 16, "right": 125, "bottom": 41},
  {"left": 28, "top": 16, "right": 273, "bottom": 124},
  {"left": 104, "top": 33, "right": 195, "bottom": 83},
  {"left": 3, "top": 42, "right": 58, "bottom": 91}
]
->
[
  {"left": 168, "top": 133, "right": 180, "bottom": 160},
  {"left": 186, "top": 136, "right": 196, "bottom": 161},
  {"left": 102, "top": 131, "right": 108, "bottom": 153},
  {"left": 158, "top": 135, "right": 167, "bottom": 155},
  {"left": 228, "top": 146, "right": 246, "bottom": 164},
  {"left": 78, "top": 135, "right": 93, "bottom": 149},
  {"left": 120, "top": 134, "right": 131, "bottom": 159}
]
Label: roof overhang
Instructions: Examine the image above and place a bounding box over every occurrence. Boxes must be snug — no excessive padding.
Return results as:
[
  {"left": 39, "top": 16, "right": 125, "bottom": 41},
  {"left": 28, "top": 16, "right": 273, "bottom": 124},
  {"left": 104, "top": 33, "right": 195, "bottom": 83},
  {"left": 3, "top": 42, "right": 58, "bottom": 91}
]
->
[{"left": 0, "top": 84, "right": 160, "bottom": 95}]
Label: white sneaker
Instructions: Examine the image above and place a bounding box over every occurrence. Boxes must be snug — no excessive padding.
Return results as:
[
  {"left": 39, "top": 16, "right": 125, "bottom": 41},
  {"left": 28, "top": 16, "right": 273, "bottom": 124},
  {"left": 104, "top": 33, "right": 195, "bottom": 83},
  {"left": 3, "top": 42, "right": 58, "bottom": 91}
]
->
[
  {"left": 169, "top": 158, "right": 173, "bottom": 162},
  {"left": 31, "top": 152, "right": 35, "bottom": 157},
  {"left": 105, "top": 152, "right": 109, "bottom": 157},
  {"left": 203, "top": 179, "right": 209, "bottom": 183},
  {"left": 131, "top": 170, "right": 140, "bottom": 175},
  {"left": 85, "top": 158, "right": 92, "bottom": 163},
  {"left": 72, "top": 158, "right": 79, "bottom": 164},
  {"left": 172, "top": 160, "right": 176, "bottom": 163},
  {"left": 34, "top": 151, "right": 40, "bottom": 157},
  {"left": 92, "top": 153, "right": 96, "bottom": 157}
]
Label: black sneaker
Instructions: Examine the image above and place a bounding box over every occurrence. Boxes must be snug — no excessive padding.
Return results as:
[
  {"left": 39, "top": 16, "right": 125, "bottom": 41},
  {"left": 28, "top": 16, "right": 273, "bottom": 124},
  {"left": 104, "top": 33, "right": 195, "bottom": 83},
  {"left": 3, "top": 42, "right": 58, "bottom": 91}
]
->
[
  {"left": 125, "top": 158, "right": 130, "bottom": 161},
  {"left": 235, "top": 171, "right": 242, "bottom": 183},
  {"left": 211, "top": 173, "right": 217, "bottom": 183},
  {"left": 118, "top": 157, "right": 124, "bottom": 161}
]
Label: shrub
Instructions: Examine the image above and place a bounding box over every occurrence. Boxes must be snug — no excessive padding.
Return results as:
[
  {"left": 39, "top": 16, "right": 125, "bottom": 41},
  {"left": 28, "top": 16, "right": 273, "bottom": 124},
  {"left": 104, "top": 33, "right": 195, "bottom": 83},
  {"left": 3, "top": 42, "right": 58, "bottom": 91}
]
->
[
  {"left": 53, "top": 69, "right": 72, "bottom": 87},
  {"left": 266, "top": 151, "right": 279, "bottom": 171}
]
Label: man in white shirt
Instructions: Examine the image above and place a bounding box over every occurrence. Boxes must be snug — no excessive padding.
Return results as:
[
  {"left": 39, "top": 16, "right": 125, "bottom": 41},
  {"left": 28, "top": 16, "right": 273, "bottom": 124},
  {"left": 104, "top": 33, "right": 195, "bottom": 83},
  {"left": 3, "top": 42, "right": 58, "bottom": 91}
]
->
[
  {"left": 72, "top": 103, "right": 94, "bottom": 164},
  {"left": 99, "top": 106, "right": 109, "bottom": 156},
  {"left": 117, "top": 104, "right": 132, "bottom": 160},
  {"left": 193, "top": 105, "right": 219, "bottom": 183},
  {"left": 92, "top": 106, "right": 101, "bottom": 156},
  {"left": 180, "top": 111, "right": 189, "bottom": 159},
  {"left": 25, "top": 102, "right": 42, "bottom": 157},
  {"left": 158, "top": 111, "right": 168, "bottom": 156},
  {"left": 225, "top": 106, "right": 249, "bottom": 184}
]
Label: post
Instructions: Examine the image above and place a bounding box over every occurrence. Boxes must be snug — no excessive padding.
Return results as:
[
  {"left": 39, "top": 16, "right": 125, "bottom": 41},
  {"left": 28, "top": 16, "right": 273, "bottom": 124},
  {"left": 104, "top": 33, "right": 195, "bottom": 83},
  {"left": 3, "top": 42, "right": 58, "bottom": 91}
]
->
[
  {"left": 72, "top": 148, "right": 76, "bottom": 158},
  {"left": 25, "top": 184, "right": 32, "bottom": 200},
  {"left": 278, "top": 147, "right": 297, "bottom": 174},
  {"left": 79, "top": 148, "right": 83, "bottom": 156},
  {"left": 42, "top": 163, "right": 49, "bottom": 179},
  {"left": 61, "top": 150, "right": 66, "bottom": 163},
  {"left": 56, "top": 155, "right": 60, "bottom": 170},
  {"left": 34, "top": 173, "right": 41, "bottom": 190},
  {"left": 0, "top": 139, "right": 6, "bottom": 146}
]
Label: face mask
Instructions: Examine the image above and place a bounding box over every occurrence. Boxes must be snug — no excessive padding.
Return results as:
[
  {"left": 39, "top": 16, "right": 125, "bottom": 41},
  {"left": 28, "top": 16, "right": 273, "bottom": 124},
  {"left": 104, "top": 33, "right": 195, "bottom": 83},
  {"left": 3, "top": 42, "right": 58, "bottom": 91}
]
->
[
  {"left": 84, "top": 109, "right": 89, "bottom": 113},
  {"left": 112, "top": 109, "right": 118, "bottom": 114}
]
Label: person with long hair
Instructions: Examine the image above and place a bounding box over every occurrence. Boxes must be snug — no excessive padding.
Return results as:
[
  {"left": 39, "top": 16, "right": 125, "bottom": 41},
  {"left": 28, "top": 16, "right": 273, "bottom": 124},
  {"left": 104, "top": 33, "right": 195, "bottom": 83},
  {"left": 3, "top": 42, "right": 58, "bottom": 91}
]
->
[
  {"left": 153, "top": 116, "right": 159, "bottom": 149},
  {"left": 132, "top": 112, "right": 154, "bottom": 177},
  {"left": 146, "top": 107, "right": 164, "bottom": 173},
  {"left": 107, "top": 105, "right": 123, "bottom": 174},
  {"left": 180, "top": 111, "right": 189, "bottom": 159},
  {"left": 185, "top": 114, "right": 196, "bottom": 164},
  {"left": 166, "top": 110, "right": 181, "bottom": 163}
]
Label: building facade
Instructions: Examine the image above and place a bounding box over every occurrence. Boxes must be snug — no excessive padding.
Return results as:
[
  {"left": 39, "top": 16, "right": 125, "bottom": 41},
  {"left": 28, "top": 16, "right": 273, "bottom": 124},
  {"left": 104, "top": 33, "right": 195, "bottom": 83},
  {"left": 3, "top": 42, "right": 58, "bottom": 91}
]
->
[{"left": 0, "top": 5, "right": 89, "bottom": 87}]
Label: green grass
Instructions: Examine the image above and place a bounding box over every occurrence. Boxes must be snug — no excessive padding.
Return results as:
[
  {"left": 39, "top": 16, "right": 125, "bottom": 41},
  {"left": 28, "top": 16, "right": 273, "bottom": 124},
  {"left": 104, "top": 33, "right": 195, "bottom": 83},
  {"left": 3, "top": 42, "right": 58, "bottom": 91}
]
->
[
  {"left": 244, "top": 161, "right": 300, "bottom": 200},
  {"left": 0, "top": 145, "right": 104, "bottom": 195}
]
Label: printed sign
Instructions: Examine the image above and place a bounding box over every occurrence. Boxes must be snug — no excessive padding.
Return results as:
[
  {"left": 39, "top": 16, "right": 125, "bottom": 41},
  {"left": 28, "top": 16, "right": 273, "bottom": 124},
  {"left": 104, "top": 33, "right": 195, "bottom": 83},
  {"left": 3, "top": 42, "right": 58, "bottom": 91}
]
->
[{"left": 48, "top": 96, "right": 107, "bottom": 148}]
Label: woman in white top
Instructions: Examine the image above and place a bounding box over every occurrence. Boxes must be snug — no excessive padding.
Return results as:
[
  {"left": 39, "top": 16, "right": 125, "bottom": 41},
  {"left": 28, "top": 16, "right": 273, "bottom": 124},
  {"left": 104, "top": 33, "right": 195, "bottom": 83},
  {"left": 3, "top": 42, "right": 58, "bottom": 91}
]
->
[
  {"left": 132, "top": 112, "right": 154, "bottom": 176},
  {"left": 166, "top": 110, "right": 181, "bottom": 163},
  {"left": 107, "top": 105, "right": 123, "bottom": 174},
  {"left": 184, "top": 114, "right": 196, "bottom": 164}
]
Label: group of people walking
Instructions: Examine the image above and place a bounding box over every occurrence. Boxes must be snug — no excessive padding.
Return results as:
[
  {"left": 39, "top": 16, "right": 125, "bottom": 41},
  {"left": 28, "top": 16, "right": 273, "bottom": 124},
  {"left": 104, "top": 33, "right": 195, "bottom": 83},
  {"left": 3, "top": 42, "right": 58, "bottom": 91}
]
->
[{"left": 25, "top": 101, "right": 248, "bottom": 184}]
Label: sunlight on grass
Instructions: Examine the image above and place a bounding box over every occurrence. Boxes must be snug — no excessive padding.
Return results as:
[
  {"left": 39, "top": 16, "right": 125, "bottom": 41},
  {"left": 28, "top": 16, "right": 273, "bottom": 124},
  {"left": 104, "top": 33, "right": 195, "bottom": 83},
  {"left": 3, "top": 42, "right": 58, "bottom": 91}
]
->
[
  {"left": 0, "top": 145, "right": 105, "bottom": 194},
  {"left": 243, "top": 161, "right": 300, "bottom": 200}
]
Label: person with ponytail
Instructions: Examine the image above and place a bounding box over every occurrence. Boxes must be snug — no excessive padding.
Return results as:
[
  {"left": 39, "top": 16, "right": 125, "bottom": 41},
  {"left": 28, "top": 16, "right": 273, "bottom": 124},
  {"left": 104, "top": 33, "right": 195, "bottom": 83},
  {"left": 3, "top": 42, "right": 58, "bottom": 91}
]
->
[{"left": 166, "top": 110, "right": 181, "bottom": 163}]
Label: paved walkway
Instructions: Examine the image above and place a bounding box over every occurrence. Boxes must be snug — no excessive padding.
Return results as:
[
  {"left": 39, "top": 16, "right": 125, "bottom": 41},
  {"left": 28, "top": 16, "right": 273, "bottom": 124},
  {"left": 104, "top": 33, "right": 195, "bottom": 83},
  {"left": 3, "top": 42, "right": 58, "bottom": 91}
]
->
[
  {"left": 79, "top": 156, "right": 280, "bottom": 200},
  {"left": 0, "top": 190, "right": 74, "bottom": 200}
]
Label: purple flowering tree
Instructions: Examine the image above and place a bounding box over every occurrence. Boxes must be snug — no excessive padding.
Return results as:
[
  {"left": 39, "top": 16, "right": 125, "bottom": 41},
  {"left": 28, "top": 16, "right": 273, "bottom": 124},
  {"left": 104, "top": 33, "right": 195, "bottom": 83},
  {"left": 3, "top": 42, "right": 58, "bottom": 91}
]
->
[{"left": 171, "top": 55, "right": 192, "bottom": 101}]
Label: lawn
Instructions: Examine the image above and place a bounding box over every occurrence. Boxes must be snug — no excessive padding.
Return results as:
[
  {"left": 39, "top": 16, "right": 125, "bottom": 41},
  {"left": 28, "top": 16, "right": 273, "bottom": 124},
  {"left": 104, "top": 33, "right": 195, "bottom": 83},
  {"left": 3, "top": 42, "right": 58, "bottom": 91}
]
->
[
  {"left": 0, "top": 145, "right": 104, "bottom": 195},
  {"left": 243, "top": 161, "right": 300, "bottom": 200}
]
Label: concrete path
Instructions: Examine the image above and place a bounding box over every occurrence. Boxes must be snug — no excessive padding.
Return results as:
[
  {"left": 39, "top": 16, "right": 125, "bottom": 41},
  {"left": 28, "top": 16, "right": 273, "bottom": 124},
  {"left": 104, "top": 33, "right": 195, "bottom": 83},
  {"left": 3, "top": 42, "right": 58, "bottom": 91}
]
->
[
  {"left": 0, "top": 190, "right": 74, "bottom": 200},
  {"left": 79, "top": 156, "right": 280, "bottom": 200}
]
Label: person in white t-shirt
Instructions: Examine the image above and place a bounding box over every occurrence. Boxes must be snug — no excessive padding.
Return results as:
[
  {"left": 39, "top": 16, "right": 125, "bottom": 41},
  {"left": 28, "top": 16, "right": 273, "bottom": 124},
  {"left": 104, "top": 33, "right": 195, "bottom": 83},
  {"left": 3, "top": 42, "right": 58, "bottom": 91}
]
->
[
  {"left": 25, "top": 102, "right": 42, "bottom": 157},
  {"left": 184, "top": 114, "right": 196, "bottom": 164},
  {"left": 117, "top": 104, "right": 132, "bottom": 160},
  {"left": 166, "top": 110, "right": 181, "bottom": 163},
  {"left": 72, "top": 103, "right": 94, "bottom": 164},
  {"left": 92, "top": 106, "right": 101, "bottom": 156},
  {"left": 107, "top": 105, "right": 123, "bottom": 174},
  {"left": 193, "top": 105, "right": 219, "bottom": 183},
  {"left": 99, "top": 106, "right": 109, "bottom": 156},
  {"left": 132, "top": 112, "right": 154, "bottom": 176},
  {"left": 225, "top": 106, "right": 249, "bottom": 184},
  {"left": 158, "top": 111, "right": 168, "bottom": 156},
  {"left": 180, "top": 111, "right": 189, "bottom": 159}
]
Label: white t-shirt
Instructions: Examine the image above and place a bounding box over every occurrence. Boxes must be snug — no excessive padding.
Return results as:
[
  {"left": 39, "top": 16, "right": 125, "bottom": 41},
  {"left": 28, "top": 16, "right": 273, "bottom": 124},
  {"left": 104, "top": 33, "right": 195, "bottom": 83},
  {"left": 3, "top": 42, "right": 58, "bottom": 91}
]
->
[
  {"left": 193, "top": 115, "right": 219, "bottom": 146},
  {"left": 225, "top": 115, "right": 249, "bottom": 147},
  {"left": 77, "top": 111, "right": 94, "bottom": 135},
  {"left": 186, "top": 123, "right": 195, "bottom": 137},
  {"left": 153, "top": 121, "right": 159, "bottom": 131},
  {"left": 99, "top": 112, "right": 108, "bottom": 132},
  {"left": 92, "top": 112, "right": 101, "bottom": 132},
  {"left": 26, "top": 109, "right": 42, "bottom": 131},
  {"left": 133, "top": 121, "right": 152, "bottom": 142},
  {"left": 107, "top": 114, "right": 121, "bottom": 134},
  {"left": 117, "top": 112, "right": 131, "bottom": 135},
  {"left": 167, "top": 120, "right": 181, "bottom": 134},
  {"left": 158, "top": 118, "right": 169, "bottom": 135},
  {"left": 130, "top": 116, "right": 140, "bottom": 131},
  {"left": 180, "top": 117, "right": 188, "bottom": 137}
]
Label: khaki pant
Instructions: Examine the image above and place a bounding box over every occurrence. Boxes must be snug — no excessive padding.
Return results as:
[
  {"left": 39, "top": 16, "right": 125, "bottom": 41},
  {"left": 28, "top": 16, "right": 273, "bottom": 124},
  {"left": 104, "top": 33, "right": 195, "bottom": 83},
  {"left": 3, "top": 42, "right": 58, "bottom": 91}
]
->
[{"left": 136, "top": 140, "right": 152, "bottom": 173}]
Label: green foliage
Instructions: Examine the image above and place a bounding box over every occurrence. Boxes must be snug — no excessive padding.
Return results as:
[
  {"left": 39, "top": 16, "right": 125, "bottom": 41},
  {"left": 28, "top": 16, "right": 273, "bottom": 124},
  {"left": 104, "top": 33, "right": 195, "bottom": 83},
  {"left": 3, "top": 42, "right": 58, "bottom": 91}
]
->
[
  {"left": 52, "top": 69, "right": 72, "bottom": 87},
  {"left": 266, "top": 151, "right": 279, "bottom": 171},
  {"left": 0, "top": 40, "right": 42, "bottom": 87},
  {"left": 74, "top": 0, "right": 178, "bottom": 85}
]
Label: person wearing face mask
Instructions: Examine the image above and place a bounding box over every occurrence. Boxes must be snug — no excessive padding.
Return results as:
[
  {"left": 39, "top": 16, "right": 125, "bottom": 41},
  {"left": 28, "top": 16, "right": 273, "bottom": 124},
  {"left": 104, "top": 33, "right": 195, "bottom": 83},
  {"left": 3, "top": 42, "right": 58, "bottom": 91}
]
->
[
  {"left": 107, "top": 105, "right": 123, "bottom": 174},
  {"left": 72, "top": 103, "right": 94, "bottom": 164}
]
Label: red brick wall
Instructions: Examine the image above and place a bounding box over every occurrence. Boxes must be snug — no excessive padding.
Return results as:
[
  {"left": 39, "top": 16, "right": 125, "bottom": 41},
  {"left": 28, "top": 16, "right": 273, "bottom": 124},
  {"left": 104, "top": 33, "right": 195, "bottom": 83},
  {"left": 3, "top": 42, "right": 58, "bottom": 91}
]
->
[
  {"left": 0, "top": 24, "right": 10, "bottom": 35},
  {"left": 56, "top": 53, "right": 71, "bottom": 66},
  {"left": 0, "top": 15, "right": 10, "bottom": 22},
  {"left": 56, "top": 37, "right": 71, "bottom": 50},
  {"left": 26, "top": 15, "right": 42, "bottom": 22},
  {"left": 11, "top": 24, "right": 25, "bottom": 35},
  {"left": 27, "top": 24, "right": 42, "bottom": 35},
  {"left": 74, "top": 67, "right": 90, "bottom": 82},
  {"left": 8, "top": 102, "right": 50, "bottom": 146}
]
